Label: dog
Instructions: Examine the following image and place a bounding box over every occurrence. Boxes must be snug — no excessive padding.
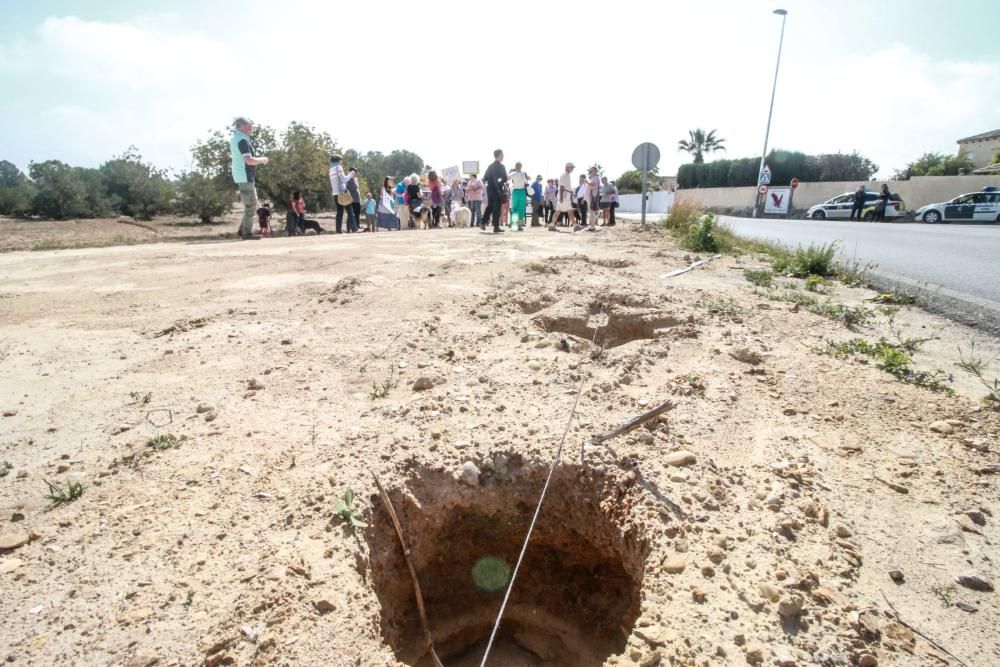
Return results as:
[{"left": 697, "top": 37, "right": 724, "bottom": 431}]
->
[
  {"left": 408, "top": 203, "right": 431, "bottom": 230},
  {"left": 451, "top": 205, "right": 471, "bottom": 228}
]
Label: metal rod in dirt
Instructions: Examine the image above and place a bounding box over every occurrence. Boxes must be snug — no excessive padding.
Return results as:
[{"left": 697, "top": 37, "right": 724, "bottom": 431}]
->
[
  {"left": 372, "top": 472, "right": 444, "bottom": 667},
  {"left": 591, "top": 399, "right": 675, "bottom": 445},
  {"left": 479, "top": 304, "right": 606, "bottom": 667}
]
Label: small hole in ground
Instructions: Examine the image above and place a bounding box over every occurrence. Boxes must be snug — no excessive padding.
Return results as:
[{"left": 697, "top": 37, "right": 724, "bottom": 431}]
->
[
  {"left": 536, "top": 306, "right": 682, "bottom": 349},
  {"left": 367, "top": 464, "right": 648, "bottom": 666}
]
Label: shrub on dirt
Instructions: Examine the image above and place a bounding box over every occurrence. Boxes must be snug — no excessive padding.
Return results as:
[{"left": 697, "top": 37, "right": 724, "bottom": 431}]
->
[
  {"left": 175, "top": 172, "right": 235, "bottom": 223},
  {"left": 743, "top": 269, "right": 774, "bottom": 288}
]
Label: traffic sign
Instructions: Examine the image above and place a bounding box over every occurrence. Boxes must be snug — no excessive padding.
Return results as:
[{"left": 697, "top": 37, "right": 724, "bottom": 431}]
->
[
  {"left": 631, "top": 142, "right": 661, "bottom": 171},
  {"left": 758, "top": 165, "right": 772, "bottom": 185},
  {"left": 758, "top": 185, "right": 768, "bottom": 195},
  {"left": 790, "top": 177, "right": 799, "bottom": 190}
]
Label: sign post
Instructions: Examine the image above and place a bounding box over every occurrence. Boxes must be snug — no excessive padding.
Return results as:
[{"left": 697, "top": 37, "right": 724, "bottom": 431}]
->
[
  {"left": 755, "top": 165, "right": 772, "bottom": 217},
  {"left": 787, "top": 177, "right": 799, "bottom": 218},
  {"left": 631, "top": 142, "right": 661, "bottom": 226}
]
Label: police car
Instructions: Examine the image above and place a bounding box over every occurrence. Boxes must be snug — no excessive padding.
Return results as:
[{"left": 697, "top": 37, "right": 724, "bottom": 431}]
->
[
  {"left": 914, "top": 187, "right": 1000, "bottom": 223},
  {"left": 805, "top": 191, "right": 904, "bottom": 220}
]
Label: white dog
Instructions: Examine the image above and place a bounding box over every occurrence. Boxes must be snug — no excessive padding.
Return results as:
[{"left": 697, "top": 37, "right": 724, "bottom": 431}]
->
[{"left": 452, "top": 205, "right": 471, "bottom": 228}]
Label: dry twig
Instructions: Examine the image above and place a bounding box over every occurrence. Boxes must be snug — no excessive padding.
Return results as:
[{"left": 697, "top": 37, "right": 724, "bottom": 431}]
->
[
  {"left": 372, "top": 472, "right": 443, "bottom": 667},
  {"left": 591, "top": 400, "right": 675, "bottom": 445},
  {"left": 881, "top": 592, "right": 969, "bottom": 667}
]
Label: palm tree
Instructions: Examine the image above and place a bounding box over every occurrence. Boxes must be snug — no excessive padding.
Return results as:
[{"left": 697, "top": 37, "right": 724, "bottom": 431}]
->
[{"left": 677, "top": 129, "right": 726, "bottom": 164}]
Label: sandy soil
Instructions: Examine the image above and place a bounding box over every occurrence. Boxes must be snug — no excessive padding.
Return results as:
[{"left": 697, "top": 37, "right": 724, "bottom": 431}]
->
[{"left": 0, "top": 221, "right": 997, "bottom": 667}]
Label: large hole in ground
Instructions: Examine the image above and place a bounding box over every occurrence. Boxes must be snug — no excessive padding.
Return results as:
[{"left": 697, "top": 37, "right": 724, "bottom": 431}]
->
[
  {"left": 367, "top": 463, "right": 647, "bottom": 667},
  {"left": 536, "top": 307, "right": 683, "bottom": 348}
]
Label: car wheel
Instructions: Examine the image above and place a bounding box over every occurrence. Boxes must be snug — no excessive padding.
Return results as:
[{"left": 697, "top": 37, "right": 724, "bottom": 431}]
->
[
  {"left": 811, "top": 210, "right": 826, "bottom": 220},
  {"left": 922, "top": 210, "right": 941, "bottom": 224},
  {"left": 862, "top": 212, "right": 874, "bottom": 222}
]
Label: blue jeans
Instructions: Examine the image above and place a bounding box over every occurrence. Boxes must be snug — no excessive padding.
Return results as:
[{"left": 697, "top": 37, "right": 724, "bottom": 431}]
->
[{"left": 469, "top": 200, "right": 482, "bottom": 227}]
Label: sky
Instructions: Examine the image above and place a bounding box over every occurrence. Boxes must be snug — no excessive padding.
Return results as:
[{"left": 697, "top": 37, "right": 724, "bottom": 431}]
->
[{"left": 1, "top": 0, "right": 998, "bottom": 181}]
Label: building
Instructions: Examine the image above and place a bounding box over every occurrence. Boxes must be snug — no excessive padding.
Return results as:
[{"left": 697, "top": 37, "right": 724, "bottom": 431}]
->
[{"left": 956, "top": 129, "right": 1000, "bottom": 169}]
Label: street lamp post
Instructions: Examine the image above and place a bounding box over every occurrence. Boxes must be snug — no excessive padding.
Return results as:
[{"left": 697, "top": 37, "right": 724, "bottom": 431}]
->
[{"left": 753, "top": 8, "right": 788, "bottom": 218}]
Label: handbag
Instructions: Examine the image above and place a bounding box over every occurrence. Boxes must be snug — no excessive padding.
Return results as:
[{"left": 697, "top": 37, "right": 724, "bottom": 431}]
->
[{"left": 337, "top": 191, "right": 353, "bottom": 206}]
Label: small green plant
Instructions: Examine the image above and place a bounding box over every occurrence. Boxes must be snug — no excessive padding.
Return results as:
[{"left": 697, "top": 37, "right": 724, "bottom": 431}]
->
[
  {"left": 184, "top": 590, "right": 195, "bottom": 607},
  {"left": 695, "top": 297, "right": 743, "bottom": 317},
  {"left": 835, "top": 258, "right": 876, "bottom": 287},
  {"left": 682, "top": 214, "right": 720, "bottom": 253},
  {"left": 369, "top": 366, "right": 399, "bottom": 400},
  {"left": 0, "top": 460, "right": 12, "bottom": 478},
  {"left": 823, "top": 338, "right": 952, "bottom": 393},
  {"left": 956, "top": 343, "right": 1000, "bottom": 403},
  {"left": 334, "top": 488, "right": 368, "bottom": 529},
  {"left": 129, "top": 391, "right": 153, "bottom": 406},
  {"left": 147, "top": 434, "right": 186, "bottom": 450},
  {"left": 743, "top": 269, "right": 774, "bottom": 288},
  {"left": 931, "top": 583, "right": 957, "bottom": 607},
  {"left": 44, "top": 478, "right": 85, "bottom": 505},
  {"left": 805, "top": 275, "right": 833, "bottom": 294},
  {"left": 866, "top": 290, "right": 917, "bottom": 305}
]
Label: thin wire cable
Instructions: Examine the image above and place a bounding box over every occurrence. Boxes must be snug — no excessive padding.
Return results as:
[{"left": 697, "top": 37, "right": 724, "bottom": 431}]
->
[{"left": 479, "top": 303, "right": 606, "bottom": 667}]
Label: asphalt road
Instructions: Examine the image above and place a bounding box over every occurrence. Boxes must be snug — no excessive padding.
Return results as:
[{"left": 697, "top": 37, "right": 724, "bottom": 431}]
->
[{"left": 720, "top": 216, "right": 1000, "bottom": 331}]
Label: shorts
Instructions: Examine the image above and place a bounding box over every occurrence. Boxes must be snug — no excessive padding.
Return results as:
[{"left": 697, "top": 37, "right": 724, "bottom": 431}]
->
[
  {"left": 556, "top": 194, "right": 573, "bottom": 213},
  {"left": 599, "top": 202, "right": 613, "bottom": 209}
]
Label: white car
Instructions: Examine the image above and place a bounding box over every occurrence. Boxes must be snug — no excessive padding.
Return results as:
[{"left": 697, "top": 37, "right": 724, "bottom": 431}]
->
[
  {"left": 805, "top": 191, "right": 904, "bottom": 220},
  {"left": 915, "top": 187, "right": 1000, "bottom": 224}
]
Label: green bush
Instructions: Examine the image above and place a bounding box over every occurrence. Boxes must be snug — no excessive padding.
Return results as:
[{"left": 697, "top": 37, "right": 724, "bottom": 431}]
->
[
  {"left": 28, "top": 160, "right": 92, "bottom": 219},
  {"left": 100, "top": 147, "right": 173, "bottom": 219},
  {"left": 175, "top": 172, "right": 234, "bottom": 223},
  {"left": 743, "top": 269, "right": 774, "bottom": 287},
  {"left": 683, "top": 214, "right": 719, "bottom": 253},
  {"left": 805, "top": 275, "right": 833, "bottom": 293},
  {"left": 0, "top": 160, "right": 36, "bottom": 215}
]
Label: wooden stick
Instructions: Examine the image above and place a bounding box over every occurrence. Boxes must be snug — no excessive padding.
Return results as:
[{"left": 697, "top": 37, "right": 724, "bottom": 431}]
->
[
  {"left": 881, "top": 592, "right": 969, "bottom": 667},
  {"left": 591, "top": 400, "right": 675, "bottom": 445},
  {"left": 372, "top": 472, "right": 444, "bottom": 667}
]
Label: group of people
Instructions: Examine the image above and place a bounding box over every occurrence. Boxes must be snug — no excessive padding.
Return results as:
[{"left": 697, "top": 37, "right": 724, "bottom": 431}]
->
[
  {"left": 229, "top": 117, "right": 619, "bottom": 239},
  {"left": 848, "top": 183, "right": 895, "bottom": 222}
]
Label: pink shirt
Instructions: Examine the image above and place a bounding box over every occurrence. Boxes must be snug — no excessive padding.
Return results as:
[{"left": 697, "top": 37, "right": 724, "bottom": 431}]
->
[{"left": 465, "top": 178, "right": 484, "bottom": 202}]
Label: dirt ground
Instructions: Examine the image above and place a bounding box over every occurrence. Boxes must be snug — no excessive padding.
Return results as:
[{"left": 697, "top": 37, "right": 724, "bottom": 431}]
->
[{"left": 0, "top": 219, "right": 997, "bottom": 667}]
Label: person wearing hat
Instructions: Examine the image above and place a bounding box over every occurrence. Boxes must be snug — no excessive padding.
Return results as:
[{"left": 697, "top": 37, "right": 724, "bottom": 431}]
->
[
  {"left": 230, "top": 117, "right": 269, "bottom": 240},
  {"left": 554, "top": 162, "right": 577, "bottom": 229}
]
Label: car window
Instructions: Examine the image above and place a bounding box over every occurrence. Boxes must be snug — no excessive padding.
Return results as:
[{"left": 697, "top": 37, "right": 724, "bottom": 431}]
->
[
  {"left": 830, "top": 195, "right": 848, "bottom": 204},
  {"left": 865, "top": 193, "right": 879, "bottom": 201},
  {"left": 952, "top": 195, "right": 973, "bottom": 204},
  {"left": 971, "top": 193, "right": 987, "bottom": 204}
]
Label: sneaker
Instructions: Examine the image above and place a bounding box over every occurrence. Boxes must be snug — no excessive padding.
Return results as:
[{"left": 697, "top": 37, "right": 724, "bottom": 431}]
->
[{"left": 573, "top": 224, "right": 582, "bottom": 232}]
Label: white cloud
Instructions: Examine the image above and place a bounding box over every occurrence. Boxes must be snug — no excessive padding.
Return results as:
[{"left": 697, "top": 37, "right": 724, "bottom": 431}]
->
[{"left": 0, "top": 3, "right": 997, "bottom": 181}]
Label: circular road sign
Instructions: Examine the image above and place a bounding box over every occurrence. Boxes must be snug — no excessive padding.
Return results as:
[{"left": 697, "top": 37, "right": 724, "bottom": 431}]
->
[
  {"left": 790, "top": 178, "right": 800, "bottom": 189},
  {"left": 757, "top": 185, "right": 768, "bottom": 195},
  {"left": 631, "top": 142, "right": 661, "bottom": 171}
]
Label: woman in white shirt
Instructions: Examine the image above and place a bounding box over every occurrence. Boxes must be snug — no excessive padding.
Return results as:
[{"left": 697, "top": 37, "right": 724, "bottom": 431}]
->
[{"left": 508, "top": 162, "right": 528, "bottom": 230}]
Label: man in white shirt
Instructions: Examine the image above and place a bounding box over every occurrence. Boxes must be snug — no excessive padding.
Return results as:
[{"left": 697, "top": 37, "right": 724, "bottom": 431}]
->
[
  {"left": 553, "top": 162, "right": 576, "bottom": 230},
  {"left": 575, "top": 175, "right": 593, "bottom": 232}
]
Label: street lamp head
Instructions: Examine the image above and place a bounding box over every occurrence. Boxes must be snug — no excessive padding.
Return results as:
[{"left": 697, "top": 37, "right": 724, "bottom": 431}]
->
[{"left": 773, "top": 8, "right": 788, "bottom": 15}]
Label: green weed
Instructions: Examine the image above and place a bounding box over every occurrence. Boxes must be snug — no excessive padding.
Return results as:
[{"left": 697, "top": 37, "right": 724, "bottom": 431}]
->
[
  {"left": 44, "top": 478, "right": 85, "bottom": 505},
  {"left": 805, "top": 275, "right": 833, "bottom": 294},
  {"left": 823, "top": 338, "right": 952, "bottom": 393},
  {"left": 695, "top": 297, "right": 743, "bottom": 317},
  {"left": 147, "top": 434, "right": 186, "bottom": 450},
  {"left": 333, "top": 488, "right": 368, "bottom": 530},
  {"left": 0, "top": 461, "right": 12, "bottom": 478},
  {"left": 866, "top": 290, "right": 917, "bottom": 305},
  {"left": 743, "top": 269, "right": 774, "bottom": 288},
  {"left": 369, "top": 365, "right": 399, "bottom": 400},
  {"left": 835, "top": 258, "right": 877, "bottom": 288},
  {"left": 31, "top": 239, "right": 64, "bottom": 252},
  {"left": 956, "top": 343, "right": 1000, "bottom": 403}
]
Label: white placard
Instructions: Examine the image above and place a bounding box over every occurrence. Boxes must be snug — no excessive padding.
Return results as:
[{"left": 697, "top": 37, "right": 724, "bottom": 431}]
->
[
  {"left": 462, "top": 161, "right": 479, "bottom": 175},
  {"left": 764, "top": 187, "right": 790, "bottom": 214},
  {"left": 442, "top": 165, "right": 461, "bottom": 182}
]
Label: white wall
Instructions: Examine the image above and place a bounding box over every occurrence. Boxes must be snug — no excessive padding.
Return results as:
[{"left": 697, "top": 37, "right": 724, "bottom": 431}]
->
[{"left": 618, "top": 191, "right": 675, "bottom": 214}]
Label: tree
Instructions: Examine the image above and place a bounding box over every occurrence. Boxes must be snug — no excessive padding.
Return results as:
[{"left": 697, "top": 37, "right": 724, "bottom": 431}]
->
[
  {"left": 100, "top": 147, "right": 173, "bottom": 219},
  {"left": 28, "top": 160, "right": 90, "bottom": 219},
  {"left": 74, "top": 167, "right": 114, "bottom": 217},
  {"left": 992, "top": 147, "right": 1000, "bottom": 165},
  {"left": 893, "top": 151, "right": 975, "bottom": 180},
  {"left": 0, "top": 160, "right": 36, "bottom": 216},
  {"left": 677, "top": 149, "right": 877, "bottom": 188},
  {"left": 615, "top": 169, "right": 662, "bottom": 194},
  {"left": 175, "top": 172, "right": 235, "bottom": 223},
  {"left": 677, "top": 129, "right": 726, "bottom": 164}
]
